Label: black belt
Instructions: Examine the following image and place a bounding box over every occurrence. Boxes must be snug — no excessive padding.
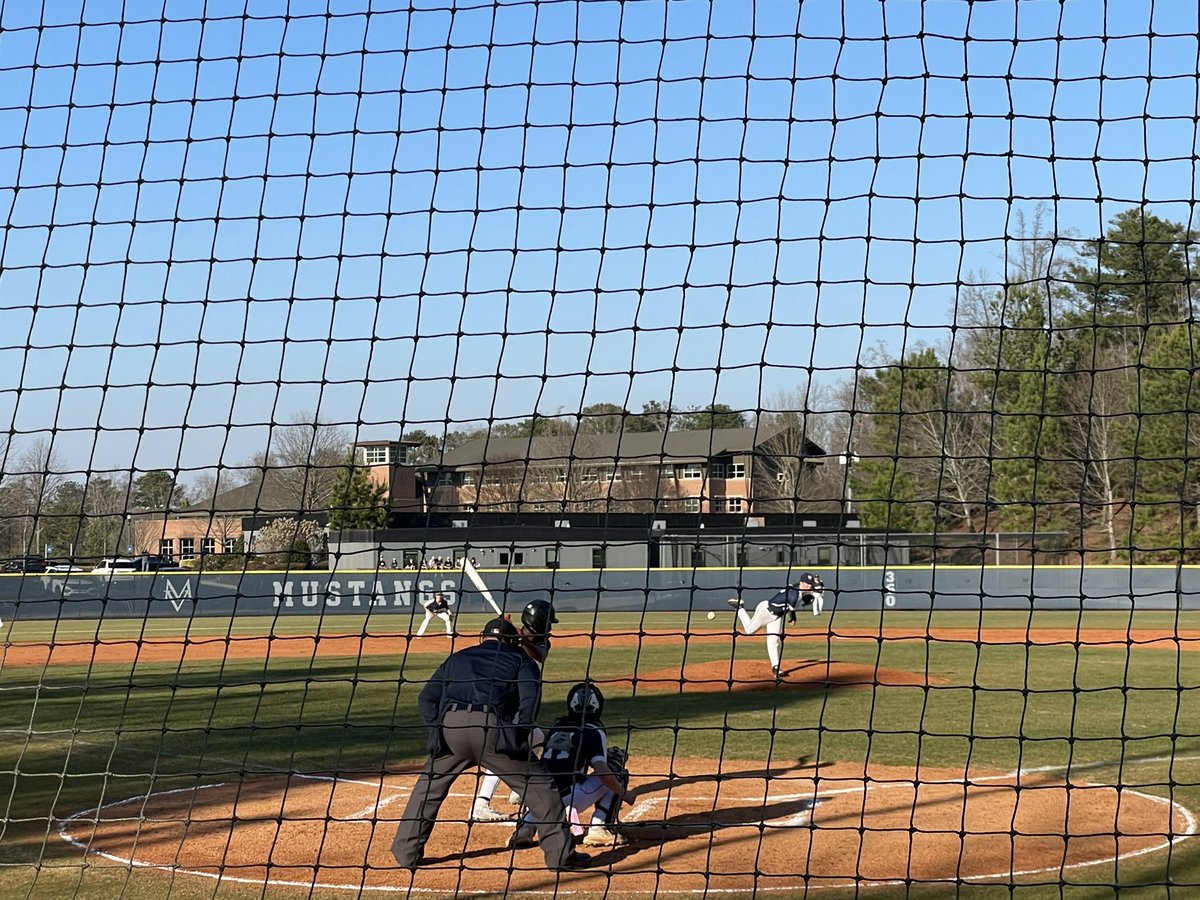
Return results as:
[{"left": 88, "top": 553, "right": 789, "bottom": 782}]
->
[{"left": 444, "top": 703, "right": 495, "bottom": 713}]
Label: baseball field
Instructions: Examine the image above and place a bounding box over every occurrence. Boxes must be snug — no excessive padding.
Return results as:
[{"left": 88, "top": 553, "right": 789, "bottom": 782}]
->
[{"left": 1, "top": 608, "right": 1197, "bottom": 899}]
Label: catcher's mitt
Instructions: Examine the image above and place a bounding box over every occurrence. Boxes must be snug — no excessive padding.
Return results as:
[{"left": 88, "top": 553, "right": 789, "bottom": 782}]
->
[{"left": 606, "top": 747, "right": 630, "bottom": 789}]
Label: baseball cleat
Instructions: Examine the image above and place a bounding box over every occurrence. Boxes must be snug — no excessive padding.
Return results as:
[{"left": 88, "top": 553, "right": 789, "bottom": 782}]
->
[
  {"left": 582, "top": 825, "right": 627, "bottom": 847},
  {"left": 508, "top": 820, "right": 537, "bottom": 848},
  {"left": 726, "top": 597, "right": 743, "bottom": 608},
  {"left": 508, "top": 790, "right": 523, "bottom": 805},
  {"left": 472, "top": 799, "right": 514, "bottom": 822},
  {"left": 555, "top": 850, "right": 593, "bottom": 871},
  {"left": 771, "top": 665, "right": 781, "bottom": 679}
]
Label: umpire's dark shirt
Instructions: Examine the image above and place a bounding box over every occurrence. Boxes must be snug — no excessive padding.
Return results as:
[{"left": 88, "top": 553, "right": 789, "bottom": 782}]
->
[{"left": 418, "top": 639, "right": 542, "bottom": 728}]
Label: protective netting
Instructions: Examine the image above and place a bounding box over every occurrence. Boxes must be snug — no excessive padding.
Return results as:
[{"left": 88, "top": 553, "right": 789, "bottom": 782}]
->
[{"left": 1, "top": 0, "right": 1198, "bottom": 896}]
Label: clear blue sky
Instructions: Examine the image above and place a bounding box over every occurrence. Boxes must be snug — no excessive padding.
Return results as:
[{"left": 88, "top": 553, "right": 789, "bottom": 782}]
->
[{"left": 1, "top": 0, "right": 1197, "bottom": 479}]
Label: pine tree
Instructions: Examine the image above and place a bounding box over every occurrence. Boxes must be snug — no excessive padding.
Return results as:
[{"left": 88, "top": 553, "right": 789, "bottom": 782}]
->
[{"left": 326, "top": 456, "right": 390, "bottom": 530}]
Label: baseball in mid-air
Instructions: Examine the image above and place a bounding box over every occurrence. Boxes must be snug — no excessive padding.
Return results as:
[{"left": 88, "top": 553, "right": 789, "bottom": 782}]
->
[{"left": 706, "top": 611, "right": 716, "bottom": 620}]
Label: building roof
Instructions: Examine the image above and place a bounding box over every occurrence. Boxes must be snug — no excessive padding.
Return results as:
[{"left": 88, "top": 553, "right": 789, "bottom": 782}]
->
[
  {"left": 135, "top": 471, "right": 306, "bottom": 519},
  {"left": 432, "top": 427, "right": 825, "bottom": 469}
]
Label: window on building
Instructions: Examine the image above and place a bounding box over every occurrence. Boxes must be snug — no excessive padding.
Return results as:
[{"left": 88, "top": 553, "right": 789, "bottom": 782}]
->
[
  {"left": 712, "top": 497, "right": 726, "bottom": 513},
  {"left": 556, "top": 469, "right": 568, "bottom": 483},
  {"left": 364, "top": 446, "right": 390, "bottom": 465},
  {"left": 499, "top": 551, "right": 509, "bottom": 565},
  {"left": 546, "top": 548, "right": 559, "bottom": 569},
  {"left": 461, "top": 472, "right": 476, "bottom": 486},
  {"left": 581, "top": 470, "right": 599, "bottom": 482},
  {"left": 223, "top": 538, "right": 236, "bottom": 554},
  {"left": 592, "top": 547, "right": 606, "bottom": 569},
  {"left": 684, "top": 498, "right": 701, "bottom": 513},
  {"left": 627, "top": 467, "right": 644, "bottom": 479},
  {"left": 660, "top": 465, "right": 675, "bottom": 479},
  {"left": 728, "top": 497, "right": 744, "bottom": 513},
  {"left": 202, "top": 538, "right": 216, "bottom": 556},
  {"left": 608, "top": 468, "right": 622, "bottom": 482},
  {"left": 160, "top": 539, "right": 174, "bottom": 557},
  {"left": 681, "top": 463, "right": 703, "bottom": 480},
  {"left": 437, "top": 471, "right": 454, "bottom": 485},
  {"left": 180, "top": 538, "right": 194, "bottom": 560},
  {"left": 710, "top": 462, "right": 726, "bottom": 479},
  {"left": 498, "top": 551, "right": 525, "bottom": 566},
  {"left": 728, "top": 462, "right": 746, "bottom": 479}
]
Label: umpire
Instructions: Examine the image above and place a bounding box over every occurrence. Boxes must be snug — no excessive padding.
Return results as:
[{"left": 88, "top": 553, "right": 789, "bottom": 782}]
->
[{"left": 391, "top": 617, "right": 590, "bottom": 872}]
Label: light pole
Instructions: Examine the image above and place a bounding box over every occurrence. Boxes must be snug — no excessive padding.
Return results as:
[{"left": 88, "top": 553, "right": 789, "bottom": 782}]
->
[{"left": 837, "top": 453, "right": 859, "bottom": 516}]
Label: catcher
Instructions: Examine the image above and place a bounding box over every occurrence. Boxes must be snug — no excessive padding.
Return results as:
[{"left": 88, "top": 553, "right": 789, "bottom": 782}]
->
[
  {"left": 728, "top": 573, "right": 826, "bottom": 678},
  {"left": 509, "top": 682, "right": 638, "bottom": 849},
  {"left": 471, "top": 598, "right": 559, "bottom": 822}
]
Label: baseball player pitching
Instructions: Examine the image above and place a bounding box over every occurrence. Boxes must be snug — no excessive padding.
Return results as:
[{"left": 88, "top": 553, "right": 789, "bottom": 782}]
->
[{"left": 728, "top": 572, "right": 826, "bottom": 678}]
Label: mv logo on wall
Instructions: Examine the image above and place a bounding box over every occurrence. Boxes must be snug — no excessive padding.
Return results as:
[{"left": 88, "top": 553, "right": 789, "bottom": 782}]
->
[{"left": 161, "top": 579, "right": 195, "bottom": 612}]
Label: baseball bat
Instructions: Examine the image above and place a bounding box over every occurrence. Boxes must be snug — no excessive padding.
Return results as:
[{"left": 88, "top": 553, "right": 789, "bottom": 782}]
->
[{"left": 462, "top": 558, "right": 504, "bottom": 617}]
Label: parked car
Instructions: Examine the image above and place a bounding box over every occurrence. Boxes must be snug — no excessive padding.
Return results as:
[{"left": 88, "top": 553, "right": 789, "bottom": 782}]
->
[
  {"left": 90, "top": 555, "right": 182, "bottom": 574},
  {"left": 45, "top": 561, "right": 86, "bottom": 574},
  {"left": 2, "top": 555, "right": 47, "bottom": 573},
  {"left": 91, "top": 557, "right": 140, "bottom": 574}
]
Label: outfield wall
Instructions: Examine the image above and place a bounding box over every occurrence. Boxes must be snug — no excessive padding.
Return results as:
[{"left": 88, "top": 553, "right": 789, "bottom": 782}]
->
[{"left": 0, "top": 567, "right": 1197, "bottom": 621}]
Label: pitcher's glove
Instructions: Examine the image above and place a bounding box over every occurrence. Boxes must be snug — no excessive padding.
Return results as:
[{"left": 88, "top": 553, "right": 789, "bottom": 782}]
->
[{"left": 607, "top": 747, "right": 630, "bottom": 789}]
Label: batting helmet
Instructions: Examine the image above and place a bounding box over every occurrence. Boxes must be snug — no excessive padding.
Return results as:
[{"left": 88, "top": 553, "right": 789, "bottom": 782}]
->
[
  {"left": 566, "top": 682, "right": 605, "bottom": 720},
  {"left": 480, "top": 617, "right": 520, "bottom": 648},
  {"left": 797, "top": 572, "right": 816, "bottom": 586},
  {"left": 521, "top": 599, "right": 558, "bottom": 635}
]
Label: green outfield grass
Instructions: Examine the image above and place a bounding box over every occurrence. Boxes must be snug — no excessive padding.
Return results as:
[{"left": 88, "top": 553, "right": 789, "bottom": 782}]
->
[{"left": 0, "top": 611, "right": 1198, "bottom": 898}]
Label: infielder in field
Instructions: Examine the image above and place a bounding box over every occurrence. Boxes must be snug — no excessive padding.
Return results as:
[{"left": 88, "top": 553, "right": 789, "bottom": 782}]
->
[
  {"left": 509, "top": 682, "right": 638, "bottom": 849},
  {"left": 728, "top": 573, "right": 826, "bottom": 678},
  {"left": 415, "top": 591, "right": 453, "bottom": 637},
  {"left": 471, "top": 598, "right": 559, "bottom": 822}
]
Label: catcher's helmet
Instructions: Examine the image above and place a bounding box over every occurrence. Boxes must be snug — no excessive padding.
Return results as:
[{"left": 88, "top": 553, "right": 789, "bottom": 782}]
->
[
  {"left": 566, "top": 682, "right": 605, "bottom": 719},
  {"left": 480, "top": 617, "right": 520, "bottom": 647},
  {"left": 521, "top": 599, "right": 558, "bottom": 635}
]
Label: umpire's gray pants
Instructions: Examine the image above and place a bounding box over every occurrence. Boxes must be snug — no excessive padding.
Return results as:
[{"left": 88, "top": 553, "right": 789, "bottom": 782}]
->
[{"left": 391, "top": 710, "right": 574, "bottom": 870}]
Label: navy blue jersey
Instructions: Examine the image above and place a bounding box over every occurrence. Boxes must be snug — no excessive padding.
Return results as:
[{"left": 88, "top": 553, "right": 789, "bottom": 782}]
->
[
  {"left": 767, "top": 587, "right": 803, "bottom": 617},
  {"left": 540, "top": 717, "right": 608, "bottom": 794}
]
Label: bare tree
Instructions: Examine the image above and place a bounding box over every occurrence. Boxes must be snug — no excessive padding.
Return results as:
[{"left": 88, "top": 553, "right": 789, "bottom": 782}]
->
[
  {"left": 261, "top": 413, "right": 349, "bottom": 515},
  {"left": 5, "top": 438, "right": 68, "bottom": 554},
  {"left": 906, "top": 396, "right": 993, "bottom": 531},
  {"left": 1061, "top": 351, "right": 1135, "bottom": 562},
  {"left": 753, "top": 385, "right": 844, "bottom": 513}
]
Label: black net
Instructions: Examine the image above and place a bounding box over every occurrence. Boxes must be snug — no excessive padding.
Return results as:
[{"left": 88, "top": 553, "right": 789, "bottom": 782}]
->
[{"left": 1, "top": 1, "right": 1197, "bottom": 897}]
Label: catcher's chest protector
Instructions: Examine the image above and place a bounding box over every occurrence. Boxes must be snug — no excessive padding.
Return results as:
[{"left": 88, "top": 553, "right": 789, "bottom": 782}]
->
[{"left": 543, "top": 724, "right": 603, "bottom": 782}]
